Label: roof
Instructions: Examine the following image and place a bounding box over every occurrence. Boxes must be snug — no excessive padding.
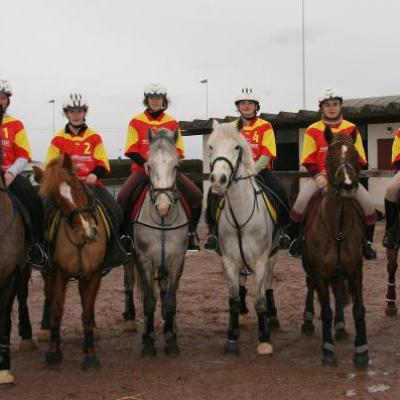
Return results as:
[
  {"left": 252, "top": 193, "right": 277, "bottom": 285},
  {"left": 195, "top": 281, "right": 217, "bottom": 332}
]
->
[{"left": 181, "top": 95, "right": 400, "bottom": 136}]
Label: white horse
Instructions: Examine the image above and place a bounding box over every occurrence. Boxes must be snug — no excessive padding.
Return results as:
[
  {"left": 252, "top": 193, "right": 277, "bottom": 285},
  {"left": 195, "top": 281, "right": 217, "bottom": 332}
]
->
[
  {"left": 208, "top": 121, "right": 277, "bottom": 355},
  {"left": 133, "top": 128, "right": 189, "bottom": 357}
]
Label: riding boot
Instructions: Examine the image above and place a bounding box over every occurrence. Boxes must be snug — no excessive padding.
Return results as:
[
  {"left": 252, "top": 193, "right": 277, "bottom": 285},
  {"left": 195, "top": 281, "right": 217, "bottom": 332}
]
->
[
  {"left": 285, "top": 221, "right": 303, "bottom": 258},
  {"left": 363, "top": 224, "right": 377, "bottom": 260},
  {"left": 27, "top": 242, "right": 48, "bottom": 267},
  {"left": 204, "top": 225, "right": 218, "bottom": 250},
  {"left": 120, "top": 213, "right": 134, "bottom": 255},
  {"left": 383, "top": 199, "right": 399, "bottom": 249},
  {"left": 187, "top": 206, "right": 201, "bottom": 252},
  {"left": 204, "top": 190, "right": 220, "bottom": 251}
]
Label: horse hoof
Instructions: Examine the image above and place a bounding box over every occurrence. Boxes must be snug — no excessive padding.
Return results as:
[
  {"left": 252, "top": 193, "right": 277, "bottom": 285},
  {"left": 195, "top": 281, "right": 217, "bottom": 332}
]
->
[
  {"left": 224, "top": 340, "right": 240, "bottom": 356},
  {"left": 353, "top": 352, "right": 369, "bottom": 370},
  {"left": 385, "top": 303, "right": 398, "bottom": 317},
  {"left": 321, "top": 353, "right": 337, "bottom": 367},
  {"left": 268, "top": 317, "right": 280, "bottom": 331},
  {"left": 335, "top": 328, "right": 349, "bottom": 341},
  {"left": 239, "top": 314, "right": 248, "bottom": 327},
  {"left": 164, "top": 343, "right": 180, "bottom": 357},
  {"left": 301, "top": 321, "right": 315, "bottom": 336},
  {"left": 46, "top": 350, "right": 63, "bottom": 365},
  {"left": 123, "top": 320, "right": 137, "bottom": 333},
  {"left": 37, "top": 329, "right": 51, "bottom": 342},
  {"left": 257, "top": 342, "right": 273, "bottom": 355},
  {"left": 141, "top": 345, "right": 157, "bottom": 357},
  {"left": 19, "top": 339, "right": 37, "bottom": 352},
  {"left": 82, "top": 355, "right": 101, "bottom": 371},
  {"left": 0, "top": 370, "right": 15, "bottom": 385}
]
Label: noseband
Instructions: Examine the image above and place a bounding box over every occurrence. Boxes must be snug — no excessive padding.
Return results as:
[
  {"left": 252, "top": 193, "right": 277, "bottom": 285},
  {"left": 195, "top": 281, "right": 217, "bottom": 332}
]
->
[{"left": 210, "top": 146, "right": 243, "bottom": 188}]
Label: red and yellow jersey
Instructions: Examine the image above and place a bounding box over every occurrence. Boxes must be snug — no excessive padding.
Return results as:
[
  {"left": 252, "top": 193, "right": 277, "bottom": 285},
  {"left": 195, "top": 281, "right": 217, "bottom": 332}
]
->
[
  {"left": 391, "top": 128, "right": 400, "bottom": 167},
  {"left": 45, "top": 127, "right": 110, "bottom": 180},
  {"left": 0, "top": 115, "right": 32, "bottom": 171},
  {"left": 232, "top": 117, "right": 276, "bottom": 169},
  {"left": 124, "top": 110, "right": 185, "bottom": 172},
  {"left": 301, "top": 119, "right": 367, "bottom": 176}
]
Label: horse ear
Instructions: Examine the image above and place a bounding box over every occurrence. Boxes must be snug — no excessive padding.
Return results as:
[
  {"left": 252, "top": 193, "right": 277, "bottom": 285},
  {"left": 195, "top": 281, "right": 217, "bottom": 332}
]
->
[
  {"left": 212, "top": 119, "right": 220, "bottom": 130},
  {"left": 32, "top": 165, "right": 43, "bottom": 183},
  {"left": 324, "top": 126, "right": 333, "bottom": 144},
  {"left": 236, "top": 118, "right": 244, "bottom": 133},
  {"left": 62, "top": 153, "right": 73, "bottom": 171},
  {"left": 148, "top": 128, "right": 155, "bottom": 143},
  {"left": 172, "top": 129, "right": 179, "bottom": 143}
]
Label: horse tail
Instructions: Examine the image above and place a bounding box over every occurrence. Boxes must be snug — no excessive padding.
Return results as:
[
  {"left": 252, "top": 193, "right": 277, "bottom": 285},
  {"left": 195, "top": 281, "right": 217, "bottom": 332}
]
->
[{"left": 333, "top": 274, "right": 350, "bottom": 307}]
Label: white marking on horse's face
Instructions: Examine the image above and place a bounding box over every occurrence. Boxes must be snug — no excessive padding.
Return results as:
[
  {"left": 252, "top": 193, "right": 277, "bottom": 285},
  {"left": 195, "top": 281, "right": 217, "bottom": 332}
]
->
[{"left": 341, "top": 144, "right": 352, "bottom": 185}]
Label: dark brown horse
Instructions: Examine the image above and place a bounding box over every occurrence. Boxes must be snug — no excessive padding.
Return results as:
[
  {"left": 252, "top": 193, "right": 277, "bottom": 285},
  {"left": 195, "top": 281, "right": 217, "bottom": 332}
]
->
[
  {"left": 0, "top": 171, "right": 35, "bottom": 384},
  {"left": 34, "top": 155, "right": 108, "bottom": 370},
  {"left": 302, "top": 128, "right": 369, "bottom": 368}
]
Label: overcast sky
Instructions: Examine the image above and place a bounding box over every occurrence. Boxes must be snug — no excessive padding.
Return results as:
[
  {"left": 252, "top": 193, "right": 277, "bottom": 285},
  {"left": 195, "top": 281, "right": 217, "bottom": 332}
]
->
[{"left": 2, "top": 0, "right": 400, "bottom": 160}]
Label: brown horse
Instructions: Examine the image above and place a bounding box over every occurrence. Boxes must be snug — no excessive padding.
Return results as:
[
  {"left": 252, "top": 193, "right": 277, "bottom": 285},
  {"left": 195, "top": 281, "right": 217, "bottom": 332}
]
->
[
  {"left": 34, "top": 155, "right": 108, "bottom": 370},
  {"left": 0, "top": 171, "right": 35, "bottom": 384},
  {"left": 302, "top": 128, "right": 369, "bottom": 368}
]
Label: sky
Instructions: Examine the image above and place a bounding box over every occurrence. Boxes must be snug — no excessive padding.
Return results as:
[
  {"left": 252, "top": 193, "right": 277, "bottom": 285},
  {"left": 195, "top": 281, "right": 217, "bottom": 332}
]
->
[{"left": 1, "top": 0, "right": 400, "bottom": 161}]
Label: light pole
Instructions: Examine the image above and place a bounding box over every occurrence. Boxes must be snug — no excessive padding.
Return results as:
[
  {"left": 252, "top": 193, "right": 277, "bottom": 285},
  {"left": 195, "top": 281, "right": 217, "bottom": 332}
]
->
[
  {"left": 48, "top": 99, "right": 55, "bottom": 135},
  {"left": 301, "top": 0, "right": 306, "bottom": 109},
  {"left": 200, "top": 79, "right": 208, "bottom": 119}
]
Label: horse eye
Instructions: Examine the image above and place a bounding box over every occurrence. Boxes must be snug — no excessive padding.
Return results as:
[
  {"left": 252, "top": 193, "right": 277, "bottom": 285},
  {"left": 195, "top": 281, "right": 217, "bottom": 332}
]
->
[{"left": 209, "top": 145, "right": 213, "bottom": 150}]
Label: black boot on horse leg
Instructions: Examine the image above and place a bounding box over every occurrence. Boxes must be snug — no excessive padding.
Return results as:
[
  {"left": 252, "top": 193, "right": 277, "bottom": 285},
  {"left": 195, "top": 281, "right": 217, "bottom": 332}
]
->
[
  {"left": 256, "top": 311, "right": 273, "bottom": 355},
  {"left": 301, "top": 275, "right": 315, "bottom": 336},
  {"left": 82, "top": 330, "right": 100, "bottom": 371},
  {"left": 122, "top": 263, "right": 137, "bottom": 332},
  {"left": 224, "top": 298, "right": 240, "bottom": 355},
  {"left": 385, "top": 248, "right": 398, "bottom": 316},
  {"left": 320, "top": 289, "right": 337, "bottom": 367},
  {"left": 332, "top": 280, "right": 349, "bottom": 341},
  {"left": 352, "top": 298, "right": 369, "bottom": 369},
  {"left": 266, "top": 289, "right": 280, "bottom": 330},
  {"left": 46, "top": 327, "right": 63, "bottom": 365},
  {"left": 141, "top": 293, "right": 157, "bottom": 357},
  {"left": 383, "top": 199, "right": 400, "bottom": 249},
  {"left": 163, "top": 311, "right": 180, "bottom": 357}
]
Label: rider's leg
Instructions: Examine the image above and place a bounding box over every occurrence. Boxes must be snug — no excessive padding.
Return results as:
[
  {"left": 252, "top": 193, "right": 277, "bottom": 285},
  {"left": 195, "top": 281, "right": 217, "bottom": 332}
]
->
[
  {"left": 383, "top": 172, "right": 400, "bottom": 249},
  {"left": 177, "top": 173, "right": 203, "bottom": 252},
  {"left": 204, "top": 187, "right": 221, "bottom": 250},
  {"left": 9, "top": 175, "right": 47, "bottom": 265},
  {"left": 354, "top": 184, "right": 377, "bottom": 260}
]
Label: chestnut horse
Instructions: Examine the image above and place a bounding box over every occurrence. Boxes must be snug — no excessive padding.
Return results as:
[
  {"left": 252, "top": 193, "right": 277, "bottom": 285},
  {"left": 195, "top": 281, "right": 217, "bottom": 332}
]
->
[
  {"left": 302, "top": 128, "right": 369, "bottom": 368},
  {"left": 34, "top": 155, "right": 108, "bottom": 370}
]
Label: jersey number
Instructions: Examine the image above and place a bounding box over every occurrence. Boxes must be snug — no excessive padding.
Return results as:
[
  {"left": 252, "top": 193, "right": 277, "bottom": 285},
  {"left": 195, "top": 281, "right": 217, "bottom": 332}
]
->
[
  {"left": 252, "top": 132, "right": 259, "bottom": 142},
  {"left": 2, "top": 127, "right": 9, "bottom": 139},
  {"left": 84, "top": 142, "right": 91, "bottom": 155}
]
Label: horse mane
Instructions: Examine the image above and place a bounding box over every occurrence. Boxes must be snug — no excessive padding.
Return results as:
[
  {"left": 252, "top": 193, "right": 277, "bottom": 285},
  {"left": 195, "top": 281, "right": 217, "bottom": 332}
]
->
[
  {"left": 148, "top": 129, "right": 178, "bottom": 159},
  {"left": 39, "top": 156, "right": 75, "bottom": 198},
  {"left": 209, "top": 122, "right": 256, "bottom": 174}
]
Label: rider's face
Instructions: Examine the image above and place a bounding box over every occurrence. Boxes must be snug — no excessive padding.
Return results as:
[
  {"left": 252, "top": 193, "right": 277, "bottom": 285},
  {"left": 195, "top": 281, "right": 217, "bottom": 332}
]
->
[
  {"left": 237, "top": 100, "right": 257, "bottom": 118},
  {"left": 0, "top": 93, "right": 10, "bottom": 109},
  {"left": 65, "top": 109, "right": 86, "bottom": 125},
  {"left": 147, "top": 95, "right": 164, "bottom": 112},
  {"left": 321, "top": 99, "right": 342, "bottom": 120}
]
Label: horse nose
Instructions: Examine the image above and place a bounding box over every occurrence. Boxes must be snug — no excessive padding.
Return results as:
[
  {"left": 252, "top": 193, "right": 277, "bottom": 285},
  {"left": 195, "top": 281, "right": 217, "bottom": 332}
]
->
[
  {"left": 156, "top": 203, "right": 171, "bottom": 217},
  {"left": 210, "top": 173, "right": 215, "bottom": 183},
  {"left": 220, "top": 174, "right": 227, "bottom": 185}
]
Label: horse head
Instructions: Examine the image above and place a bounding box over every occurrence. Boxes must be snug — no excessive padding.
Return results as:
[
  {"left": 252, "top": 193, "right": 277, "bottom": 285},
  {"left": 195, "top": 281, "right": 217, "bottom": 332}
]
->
[
  {"left": 207, "top": 120, "right": 256, "bottom": 195},
  {"left": 324, "top": 127, "right": 360, "bottom": 197},
  {"left": 147, "top": 128, "right": 180, "bottom": 217},
  {"left": 37, "top": 154, "right": 98, "bottom": 242}
]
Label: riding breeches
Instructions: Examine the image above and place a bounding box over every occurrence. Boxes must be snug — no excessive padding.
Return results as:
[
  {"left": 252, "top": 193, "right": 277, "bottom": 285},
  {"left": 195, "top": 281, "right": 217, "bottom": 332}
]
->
[
  {"left": 385, "top": 170, "right": 400, "bottom": 202},
  {"left": 257, "top": 169, "right": 290, "bottom": 227},
  {"left": 117, "top": 171, "right": 147, "bottom": 211},
  {"left": 291, "top": 177, "right": 376, "bottom": 226},
  {"left": 93, "top": 185, "right": 123, "bottom": 232},
  {"left": 9, "top": 174, "right": 44, "bottom": 242}
]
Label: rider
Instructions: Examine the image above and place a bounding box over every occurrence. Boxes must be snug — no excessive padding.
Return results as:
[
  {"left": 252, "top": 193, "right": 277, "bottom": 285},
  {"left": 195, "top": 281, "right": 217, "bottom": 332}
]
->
[
  {"left": 281, "top": 87, "right": 377, "bottom": 260},
  {"left": 204, "top": 88, "right": 290, "bottom": 249},
  {"left": 0, "top": 79, "right": 47, "bottom": 265},
  {"left": 45, "top": 93, "right": 127, "bottom": 267},
  {"left": 117, "top": 81, "right": 203, "bottom": 251},
  {"left": 383, "top": 127, "right": 400, "bottom": 249}
]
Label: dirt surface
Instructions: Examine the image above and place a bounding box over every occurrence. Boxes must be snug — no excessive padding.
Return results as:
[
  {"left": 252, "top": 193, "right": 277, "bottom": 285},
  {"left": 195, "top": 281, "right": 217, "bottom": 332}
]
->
[{"left": 2, "top": 223, "right": 400, "bottom": 400}]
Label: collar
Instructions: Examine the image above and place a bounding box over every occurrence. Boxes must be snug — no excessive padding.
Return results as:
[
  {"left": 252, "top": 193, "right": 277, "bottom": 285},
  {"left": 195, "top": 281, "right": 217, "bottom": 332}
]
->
[
  {"left": 65, "top": 123, "right": 88, "bottom": 135},
  {"left": 145, "top": 109, "right": 165, "bottom": 121}
]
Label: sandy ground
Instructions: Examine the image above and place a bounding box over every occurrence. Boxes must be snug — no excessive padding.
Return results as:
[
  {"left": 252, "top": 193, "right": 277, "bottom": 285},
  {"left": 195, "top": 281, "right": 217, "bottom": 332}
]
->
[{"left": 2, "top": 222, "right": 400, "bottom": 400}]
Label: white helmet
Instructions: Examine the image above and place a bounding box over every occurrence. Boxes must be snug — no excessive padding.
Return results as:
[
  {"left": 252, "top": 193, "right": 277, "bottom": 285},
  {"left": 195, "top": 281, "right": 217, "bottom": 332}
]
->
[
  {"left": 144, "top": 81, "right": 167, "bottom": 96},
  {"left": 235, "top": 88, "right": 260, "bottom": 105},
  {"left": 0, "top": 80, "right": 12, "bottom": 96},
  {"left": 62, "top": 93, "right": 88, "bottom": 110},
  {"left": 318, "top": 87, "right": 343, "bottom": 106}
]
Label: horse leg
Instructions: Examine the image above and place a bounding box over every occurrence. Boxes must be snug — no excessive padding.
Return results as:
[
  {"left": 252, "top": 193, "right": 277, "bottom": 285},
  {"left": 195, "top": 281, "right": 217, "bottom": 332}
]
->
[
  {"left": 122, "top": 260, "right": 137, "bottom": 332},
  {"left": 332, "top": 278, "right": 349, "bottom": 341},
  {"left": 38, "top": 272, "right": 52, "bottom": 342},
  {"left": 254, "top": 255, "right": 273, "bottom": 355},
  {"left": 79, "top": 272, "right": 102, "bottom": 371},
  {"left": 266, "top": 254, "right": 279, "bottom": 330},
  {"left": 16, "top": 264, "right": 36, "bottom": 351},
  {"left": 238, "top": 275, "right": 248, "bottom": 326},
  {"left": 0, "top": 271, "right": 17, "bottom": 384},
  {"left": 351, "top": 271, "right": 369, "bottom": 369},
  {"left": 223, "top": 258, "right": 240, "bottom": 355},
  {"left": 316, "top": 282, "right": 336, "bottom": 366},
  {"left": 386, "top": 248, "right": 399, "bottom": 316},
  {"left": 46, "top": 269, "right": 67, "bottom": 365},
  {"left": 301, "top": 275, "right": 315, "bottom": 336}
]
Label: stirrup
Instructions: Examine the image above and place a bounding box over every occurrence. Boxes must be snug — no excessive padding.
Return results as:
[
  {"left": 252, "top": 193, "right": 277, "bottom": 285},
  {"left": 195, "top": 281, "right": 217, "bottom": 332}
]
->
[
  {"left": 204, "top": 234, "right": 218, "bottom": 250},
  {"left": 120, "top": 235, "right": 134, "bottom": 256},
  {"left": 27, "top": 243, "right": 48, "bottom": 266},
  {"left": 278, "top": 233, "right": 291, "bottom": 250},
  {"left": 363, "top": 241, "right": 377, "bottom": 260},
  {"left": 288, "top": 238, "right": 303, "bottom": 258},
  {"left": 187, "top": 232, "right": 200, "bottom": 252}
]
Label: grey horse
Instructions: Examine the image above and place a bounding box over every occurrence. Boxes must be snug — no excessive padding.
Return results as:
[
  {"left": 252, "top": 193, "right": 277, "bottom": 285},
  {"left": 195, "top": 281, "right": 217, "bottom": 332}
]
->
[
  {"left": 133, "top": 128, "right": 189, "bottom": 357},
  {"left": 208, "top": 121, "right": 277, "bottom": 355}
]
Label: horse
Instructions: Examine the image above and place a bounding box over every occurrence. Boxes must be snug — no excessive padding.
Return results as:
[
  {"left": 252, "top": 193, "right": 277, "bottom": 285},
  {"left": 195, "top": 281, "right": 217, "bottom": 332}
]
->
[
  {"left": 301, "top": 128, "right": 369, "bottom": 368},
  {"left": 385, "top": 228, "right": 400, "bottom": 316},
  {"left": 33, "top": 154, "right": 108, "bottom": 370},
  {"left": 0, "top": 170, "right": 36, "bottom": 384},
  {"left": 131, "top": 128, "right": 189, "bottom": 357},
  {"left": 207, "top": 121, "right": 277, "bottom": 355}
]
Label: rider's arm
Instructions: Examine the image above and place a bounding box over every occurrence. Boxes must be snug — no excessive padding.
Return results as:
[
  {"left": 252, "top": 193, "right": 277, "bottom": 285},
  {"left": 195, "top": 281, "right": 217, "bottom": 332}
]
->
[
  {"left": 255, "top": 155, "right": 271, "bottom": 173},
  {"left": 7, "top": 157, "right": 28, "bottom": 177},
  {"left": 127, "top": 152, "right": 147, "bottom": 166},
  {"left": 91, "top": 165, "right": 108, "bottom": 179}
]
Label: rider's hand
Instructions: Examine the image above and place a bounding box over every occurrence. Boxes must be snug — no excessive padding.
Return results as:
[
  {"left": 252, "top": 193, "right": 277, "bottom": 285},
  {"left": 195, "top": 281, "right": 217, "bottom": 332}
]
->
[
  {"left": 85, "top": 173, "right": 97, "bottom": 185},
  {"left": 315, "top": 173, "right": 327, "bottom": 189},
  {"left": 4, "top": 171, "right": 15, "bottom": 187}
]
